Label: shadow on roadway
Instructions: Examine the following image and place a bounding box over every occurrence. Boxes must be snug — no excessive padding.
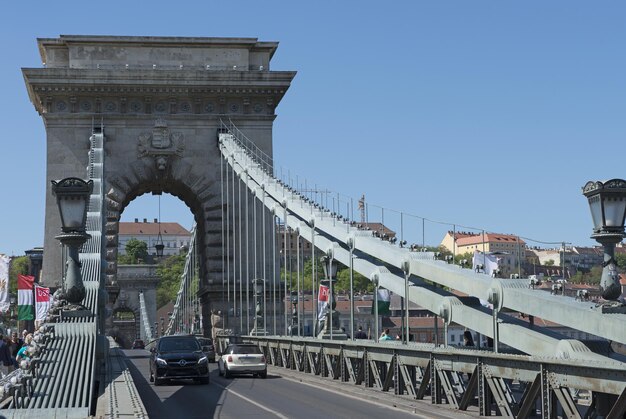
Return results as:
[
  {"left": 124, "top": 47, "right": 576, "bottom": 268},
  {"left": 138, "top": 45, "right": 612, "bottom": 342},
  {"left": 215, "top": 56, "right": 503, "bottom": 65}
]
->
[{"left": 122, "top": 348, "right": 286, "bottom": 418}]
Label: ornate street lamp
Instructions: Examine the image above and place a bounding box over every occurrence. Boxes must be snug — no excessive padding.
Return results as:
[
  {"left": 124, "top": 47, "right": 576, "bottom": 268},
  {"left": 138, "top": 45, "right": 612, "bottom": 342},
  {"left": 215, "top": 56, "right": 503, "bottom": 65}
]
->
[
  {"left": 290, "top": 290, "right": 298, "bottom": 336},
  {"left": 321, "top": 254, "right": 338, "bottom": 279},
  {"left": 155, "top": 195, "right": 164, "bottom": 258},
  {"left": 582, "top": 179, "right": 626, "bottom": 302},
  {"left": 250, "top": 278, "right": 267, "bottom": 336},
  {"left": 317, "top": 253, "right": 347, "bottom": 340},
  {"left": 155, "top": 235, "right": 164, "bottom": 258},
  {"left": 51, "top": 177, "right": 93, "bottom": 306}
]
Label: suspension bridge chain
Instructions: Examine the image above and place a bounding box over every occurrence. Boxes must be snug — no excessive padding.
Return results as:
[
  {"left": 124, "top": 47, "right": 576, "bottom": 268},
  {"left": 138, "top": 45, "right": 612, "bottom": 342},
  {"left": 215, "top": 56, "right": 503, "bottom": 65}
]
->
[
  {"left": 217, "top": 119, "right": 626, "bottom": 364},
  {"left": 139, "top": 291, "right": 153, "bottom": 342},
  {"left": 165, "top": 226, "right": 202, "bottom": 336}
]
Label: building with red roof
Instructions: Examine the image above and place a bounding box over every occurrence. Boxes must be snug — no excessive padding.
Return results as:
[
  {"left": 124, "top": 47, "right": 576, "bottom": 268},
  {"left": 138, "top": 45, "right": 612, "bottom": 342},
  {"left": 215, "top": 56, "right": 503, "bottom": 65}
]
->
[{"left": 118, "top": 218, "right": 191, "bottom": 257}]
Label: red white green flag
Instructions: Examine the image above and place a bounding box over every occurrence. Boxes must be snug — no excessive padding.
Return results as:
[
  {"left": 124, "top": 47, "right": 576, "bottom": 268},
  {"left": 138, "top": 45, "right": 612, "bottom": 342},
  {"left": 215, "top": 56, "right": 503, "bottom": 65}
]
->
[
  {"left": 18, "top": 274, "right": 35, "bottom": 320},
  {"left": 317, "top": 283, "right": 329, "bottom": 322},
  {"left": 35, "top": 285, "right": 51, "bottom": 321},
  {"left": 371, "top": 288, "right": 391, "bottom": 315}
]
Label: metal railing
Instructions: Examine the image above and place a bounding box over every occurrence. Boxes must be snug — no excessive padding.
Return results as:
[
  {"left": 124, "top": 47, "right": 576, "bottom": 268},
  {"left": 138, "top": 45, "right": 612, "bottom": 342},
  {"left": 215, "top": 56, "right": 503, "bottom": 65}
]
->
[
  {"left": 2, "top": 131, "right": 105, "bottom": 417},
  {"left": 248, "top": 336, "right": 626, "bottom": 418}
]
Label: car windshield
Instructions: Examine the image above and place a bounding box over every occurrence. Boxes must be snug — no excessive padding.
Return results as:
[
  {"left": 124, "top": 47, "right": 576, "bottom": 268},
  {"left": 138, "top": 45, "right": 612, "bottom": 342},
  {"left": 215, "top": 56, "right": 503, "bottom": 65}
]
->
[
  {"left": 159, "top": 338, "right": 200, "bottom": 352},
  {"left": 227, "top": 345, "right": 262, "bottom": 355}
]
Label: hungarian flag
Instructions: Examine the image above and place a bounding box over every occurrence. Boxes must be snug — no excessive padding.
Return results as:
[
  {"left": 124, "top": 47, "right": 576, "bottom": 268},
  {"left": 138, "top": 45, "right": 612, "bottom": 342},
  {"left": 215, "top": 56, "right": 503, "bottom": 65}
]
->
[
  {"left": 0, "top": 255, "right": 10, "bottom": 313},
  {"left": 317, "top": 283, "right": 330, "bottom": 321},
  {"left": 371, "top": 288, "right": 391, "bottom": 315},
  {"left": 18, "top": 274, "right": 35, "bottom": 320},
  {"left": 35, "top": 285, "right": 51, "bottom": 321}
]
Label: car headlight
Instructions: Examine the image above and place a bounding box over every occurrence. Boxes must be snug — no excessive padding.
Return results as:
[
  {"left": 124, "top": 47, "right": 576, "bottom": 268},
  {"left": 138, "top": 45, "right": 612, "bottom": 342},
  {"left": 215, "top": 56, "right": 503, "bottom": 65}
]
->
[
  {"left": 198, "top": 356, "right": 208, "bottom": 364},
  {"left": 155, "top": 357, "right": 167, "bottom": 367}
]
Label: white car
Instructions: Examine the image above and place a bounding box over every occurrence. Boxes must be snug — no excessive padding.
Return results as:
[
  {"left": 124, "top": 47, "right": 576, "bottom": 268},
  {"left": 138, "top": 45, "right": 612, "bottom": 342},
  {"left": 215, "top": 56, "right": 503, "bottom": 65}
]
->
[{"left": 217, "top": 343, "right": 267, "bottom": 378}]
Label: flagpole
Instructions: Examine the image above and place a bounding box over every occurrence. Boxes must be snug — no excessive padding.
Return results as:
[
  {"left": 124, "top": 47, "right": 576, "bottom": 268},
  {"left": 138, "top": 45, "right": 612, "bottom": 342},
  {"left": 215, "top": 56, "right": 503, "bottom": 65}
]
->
[{"left": 374, "top": 283, "right": 379, "bottom": 341}]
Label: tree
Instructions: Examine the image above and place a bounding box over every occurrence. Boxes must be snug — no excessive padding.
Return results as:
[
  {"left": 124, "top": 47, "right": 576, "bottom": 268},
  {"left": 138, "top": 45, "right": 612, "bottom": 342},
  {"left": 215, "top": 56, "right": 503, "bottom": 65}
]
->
[
  {"left": 586, "top": 266, "right": 602, "bottom": 285},
  {"left": 454, "top": 252, "right": 474, "bottom": 266},
  {"left": 9, "top": 256, "right": 28, "bottom": 294},
  {"left": 119, "top": 239, "right": 148, "bottom": 264},
  {"left": 570, "top": 271, "right": 585, "bottom": 284},
  {"left": 544, "top": 259, "right": 555, "bottom": 266},
  {"left": 615, "top": 253, "right": 626, "bottom": 271},
  {"left": 156, "top": 254, "right": 185, "bottom": 308},
  {"left": 335, "top": 268, "right": 374, "bottom": 293}
]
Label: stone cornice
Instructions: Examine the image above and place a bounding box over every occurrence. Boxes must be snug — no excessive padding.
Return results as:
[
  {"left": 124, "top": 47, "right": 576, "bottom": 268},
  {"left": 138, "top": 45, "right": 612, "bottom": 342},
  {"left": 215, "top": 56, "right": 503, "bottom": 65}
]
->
[
  {"left": 23, "top": 68, "right": 296, "bottom": 88},
  {"left": 23, "top": 68, "right": 294, "bottom": 115}
]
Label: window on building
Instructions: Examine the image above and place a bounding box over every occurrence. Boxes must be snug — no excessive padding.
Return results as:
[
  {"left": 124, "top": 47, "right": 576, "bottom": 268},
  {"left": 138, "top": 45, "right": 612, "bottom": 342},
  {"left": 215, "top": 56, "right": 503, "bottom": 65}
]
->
[{"left": 450, "top": 334, "right": 455, "bottom": 342}]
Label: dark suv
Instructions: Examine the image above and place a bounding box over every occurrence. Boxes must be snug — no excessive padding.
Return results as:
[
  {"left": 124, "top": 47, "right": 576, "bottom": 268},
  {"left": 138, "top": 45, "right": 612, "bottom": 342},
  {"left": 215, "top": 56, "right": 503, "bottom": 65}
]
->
[
  {"left": 149, "top": 335, "right": 210, "bottom": 385},
  {"left": 196, "top": 337, "right": 216, "bottom": 362}
]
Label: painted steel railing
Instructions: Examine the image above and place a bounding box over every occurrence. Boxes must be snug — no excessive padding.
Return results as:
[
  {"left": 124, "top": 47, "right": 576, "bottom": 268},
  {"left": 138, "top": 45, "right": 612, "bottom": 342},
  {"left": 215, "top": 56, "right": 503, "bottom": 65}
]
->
[
  {"left": 247, "top": 336, "right": 626, "bottom": 418},
  {"left": 3, "top": 131, "right": 105, "bottom": 418}
]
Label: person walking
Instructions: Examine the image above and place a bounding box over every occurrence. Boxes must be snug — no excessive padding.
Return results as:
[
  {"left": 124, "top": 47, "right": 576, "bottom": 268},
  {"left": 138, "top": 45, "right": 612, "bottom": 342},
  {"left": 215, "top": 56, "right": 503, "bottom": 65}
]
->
[
  {"left": 8, "top": 332, "right": 23, "bottom": 372},
  {"left": 354, "top": 326, "right": 368, "bottom": 339},
  {"left": 0, "top": 334, "right": 12, "bottom": 376},
  {"left": 379, "top": 328, "right": 392, "bottom": 341}
]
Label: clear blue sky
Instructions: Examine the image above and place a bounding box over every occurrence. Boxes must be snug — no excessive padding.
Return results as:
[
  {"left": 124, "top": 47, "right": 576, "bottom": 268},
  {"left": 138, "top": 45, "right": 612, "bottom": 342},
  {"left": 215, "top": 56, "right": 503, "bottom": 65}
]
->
[{"left": 1, "top": 1, "right": 625, "bottom": 255}]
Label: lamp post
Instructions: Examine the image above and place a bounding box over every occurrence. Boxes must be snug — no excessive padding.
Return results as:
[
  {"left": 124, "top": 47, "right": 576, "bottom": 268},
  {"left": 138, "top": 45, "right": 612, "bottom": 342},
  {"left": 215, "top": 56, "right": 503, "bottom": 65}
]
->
[
  {"left": 290, "top": 291, "right": 298, "bottom": 336},
  {"left": 8, "top": 294, "right": 16, "bottom": 331},
  {"left": 51, "top": 177, "right": 93, "bottom": 309},
  {"left": 318, "top": 252, "right": 347, "bottom": 340},
  {"left": 582, "top": 179, "right": 626, "bottom": 303},
  {"left": 155, "top": 195, "right": 164, "bottom": 258},
  {"left": 251, "top": 278, "right": 267, "bottom": 336}
]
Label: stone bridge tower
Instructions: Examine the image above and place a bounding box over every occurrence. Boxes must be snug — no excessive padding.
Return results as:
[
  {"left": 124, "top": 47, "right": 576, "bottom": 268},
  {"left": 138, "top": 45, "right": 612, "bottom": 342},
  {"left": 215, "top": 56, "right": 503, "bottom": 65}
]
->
[{"left": 23, "top": 36, "right": 295, "bottom": 336}]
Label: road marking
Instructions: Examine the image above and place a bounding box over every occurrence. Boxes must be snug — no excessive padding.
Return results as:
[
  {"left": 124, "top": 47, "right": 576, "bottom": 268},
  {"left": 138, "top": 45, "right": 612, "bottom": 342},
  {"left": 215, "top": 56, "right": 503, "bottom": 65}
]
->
[
  {"left": 213, "top": 381, "right": 289, "bottom": 419},
  {"left": 277, "top": 374, "right": 467, "bottom": 418}
]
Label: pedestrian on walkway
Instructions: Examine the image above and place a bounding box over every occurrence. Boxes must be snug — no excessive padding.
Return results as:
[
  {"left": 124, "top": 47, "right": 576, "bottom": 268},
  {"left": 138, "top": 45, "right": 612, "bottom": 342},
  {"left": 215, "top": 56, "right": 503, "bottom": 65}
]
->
[
  {"left": 354, "top": 326, "right": 367, "bottom": 339},
  {"left": 0, "top": 334, "right": 12, "bottom": 376},
  {"left": 8, "top": 331, "right": 23, "bottom": 372},
  {"left": 379, "top": 328, "right": 392, "bottom": 341}
]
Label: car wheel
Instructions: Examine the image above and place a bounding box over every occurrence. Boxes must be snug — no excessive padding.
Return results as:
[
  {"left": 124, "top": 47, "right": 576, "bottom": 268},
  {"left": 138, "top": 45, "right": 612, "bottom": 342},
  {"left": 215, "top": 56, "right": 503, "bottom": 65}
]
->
[
  {"left": 224, "top": 366, "right": 231, "bottom": 378},
  {"left": 260, "top": 369, "right": 267, "bottom": 379}
]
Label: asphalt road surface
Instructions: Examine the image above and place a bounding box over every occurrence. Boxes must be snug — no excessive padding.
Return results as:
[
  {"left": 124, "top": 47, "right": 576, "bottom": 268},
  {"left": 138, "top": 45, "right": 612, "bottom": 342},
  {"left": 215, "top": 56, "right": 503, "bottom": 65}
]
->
[{"left": 123, "top": 349, "right": 474, "bottom": 418}]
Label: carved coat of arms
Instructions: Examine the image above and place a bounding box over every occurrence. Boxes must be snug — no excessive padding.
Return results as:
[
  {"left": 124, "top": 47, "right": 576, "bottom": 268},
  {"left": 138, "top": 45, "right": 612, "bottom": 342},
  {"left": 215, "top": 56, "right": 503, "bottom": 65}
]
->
[{"left": 138, "top": 119, "right": 185, "bottom": 171}]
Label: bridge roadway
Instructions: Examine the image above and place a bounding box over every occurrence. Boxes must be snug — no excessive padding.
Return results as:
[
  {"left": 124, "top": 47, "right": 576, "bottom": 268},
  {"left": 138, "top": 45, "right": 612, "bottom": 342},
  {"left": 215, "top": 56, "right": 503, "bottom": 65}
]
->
[{"left": 122, "top": 349, "right": 476, "bottom": 418}]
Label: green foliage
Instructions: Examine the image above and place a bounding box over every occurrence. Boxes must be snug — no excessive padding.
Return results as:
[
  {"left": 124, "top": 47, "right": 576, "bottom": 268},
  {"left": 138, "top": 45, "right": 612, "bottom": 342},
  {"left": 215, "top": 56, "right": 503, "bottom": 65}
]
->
[
  {"left": 454, "top": 252, "right": 474, "bottom": 265},
  {"left": 9, "top": 256, "right": 28, "bottom": 294},
  {"left": 587, "top": 266, "right": 602, "bottom": 285},
  {"left": 570, "top": 271, "right": 585, "bottom": 284},
  {"left": 569, "top": 267, "right": 601, "bottom": 285},
  {"left": 119, "top": 239, "right": 148, "bottom": 264},
  {"left": 335, "top": 268, "right": 374, "bottom": 293},
  {"left": 544, "top": 259, "right": 555, "bottom": 266},
  {"left": 156, "top": 254, "right": 185, "bottom": 308},
  {"left": 280, "top": 257, "right": 374, "bottom": 293},
  {"left": 615, "top": 253, "right": 626, "bottom": 270}
]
